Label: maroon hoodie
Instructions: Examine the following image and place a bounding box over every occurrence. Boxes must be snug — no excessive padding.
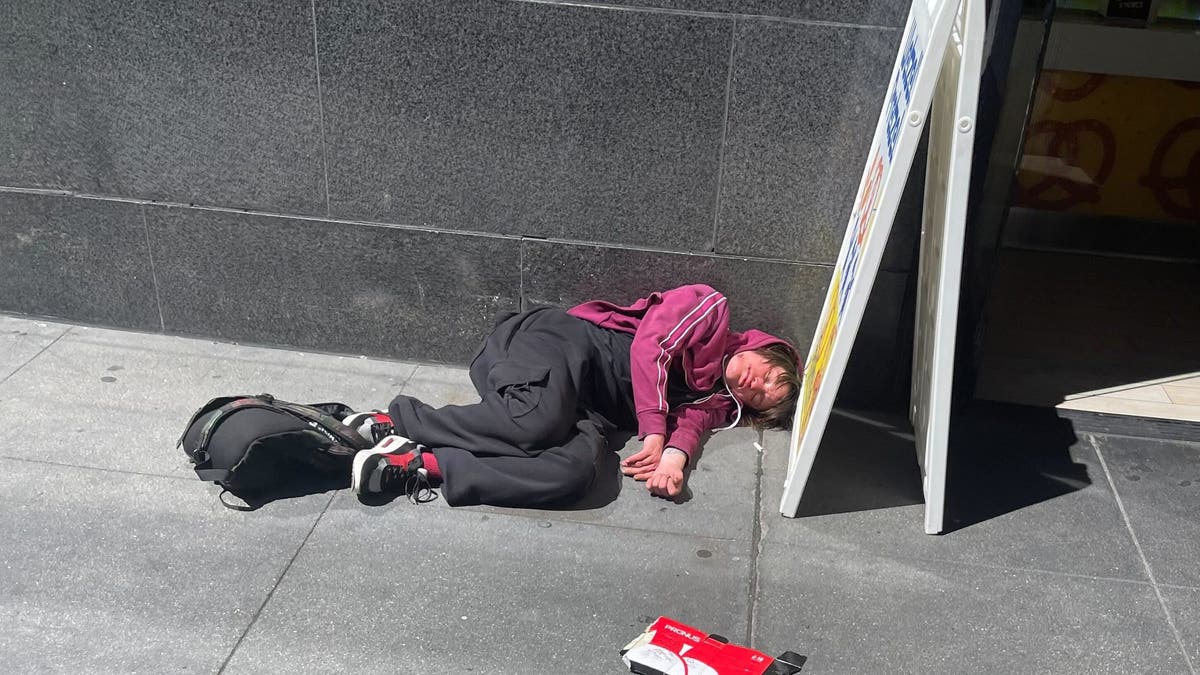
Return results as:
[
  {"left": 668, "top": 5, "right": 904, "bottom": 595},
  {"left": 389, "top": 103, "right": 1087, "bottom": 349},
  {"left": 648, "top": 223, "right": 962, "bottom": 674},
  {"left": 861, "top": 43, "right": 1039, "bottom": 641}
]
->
[{"left": 568, "top": 284, "right": 796, "bottom": 458}]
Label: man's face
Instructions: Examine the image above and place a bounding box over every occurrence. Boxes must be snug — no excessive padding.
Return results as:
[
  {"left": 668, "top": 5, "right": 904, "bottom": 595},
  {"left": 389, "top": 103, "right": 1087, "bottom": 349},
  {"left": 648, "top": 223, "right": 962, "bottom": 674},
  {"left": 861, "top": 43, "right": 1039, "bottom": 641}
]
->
[{"left": 725, "top": 351, "right": 789, "bottom": 411}]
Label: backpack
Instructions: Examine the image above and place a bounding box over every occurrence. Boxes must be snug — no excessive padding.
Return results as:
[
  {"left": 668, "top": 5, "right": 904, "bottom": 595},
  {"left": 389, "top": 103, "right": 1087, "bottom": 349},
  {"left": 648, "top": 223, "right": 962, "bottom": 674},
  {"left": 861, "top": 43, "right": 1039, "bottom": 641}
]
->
[{"left": 178, "top": 393, "right": 373, "bottom": 511}]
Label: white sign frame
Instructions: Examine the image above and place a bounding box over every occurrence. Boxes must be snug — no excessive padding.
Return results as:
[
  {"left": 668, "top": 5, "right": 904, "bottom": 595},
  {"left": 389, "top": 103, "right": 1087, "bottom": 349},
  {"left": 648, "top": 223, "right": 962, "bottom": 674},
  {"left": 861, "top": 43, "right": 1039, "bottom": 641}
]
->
[
  {"left": 780, "top": 0, "right": 961, "bottom": 522},
  {"left": 910, "top": 0, "right": 985, "bottom": 534}
]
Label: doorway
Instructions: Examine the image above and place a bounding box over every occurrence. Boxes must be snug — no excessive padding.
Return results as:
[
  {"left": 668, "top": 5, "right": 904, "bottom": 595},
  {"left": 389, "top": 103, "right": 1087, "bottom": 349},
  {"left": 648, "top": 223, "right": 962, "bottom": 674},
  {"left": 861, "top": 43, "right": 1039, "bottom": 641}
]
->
[{"left": 973, "top": 1, "right": 1200, "bottom": 423}]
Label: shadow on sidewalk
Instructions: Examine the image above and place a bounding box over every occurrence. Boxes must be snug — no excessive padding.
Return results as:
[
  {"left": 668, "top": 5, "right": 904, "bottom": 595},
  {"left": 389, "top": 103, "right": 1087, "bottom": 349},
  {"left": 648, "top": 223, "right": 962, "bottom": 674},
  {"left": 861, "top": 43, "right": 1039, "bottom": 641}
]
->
[
  {"left": 944, "top": 401, "right": 1089, "bottom": 533},
  {"left": 793, "top": 408, "right": 926, "bottom": 518},
  {"left": 792, "top": 403, "right": 1090, "bottom": 533}
]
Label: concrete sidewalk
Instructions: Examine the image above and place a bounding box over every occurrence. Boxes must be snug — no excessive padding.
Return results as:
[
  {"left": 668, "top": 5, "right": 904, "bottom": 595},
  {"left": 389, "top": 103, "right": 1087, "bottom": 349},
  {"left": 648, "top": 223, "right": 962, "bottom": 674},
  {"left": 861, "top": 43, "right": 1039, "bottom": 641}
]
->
[{"left": 2, "top": 314, "right": 1198, "bottom": 673}]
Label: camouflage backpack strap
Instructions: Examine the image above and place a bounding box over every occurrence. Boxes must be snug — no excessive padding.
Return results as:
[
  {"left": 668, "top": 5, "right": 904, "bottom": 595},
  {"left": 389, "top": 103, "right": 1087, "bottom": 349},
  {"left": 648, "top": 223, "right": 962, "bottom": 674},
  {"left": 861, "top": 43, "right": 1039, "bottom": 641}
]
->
[
  {"left": 185, "top": 394, "right": 284, "bottom": 481},
  {"left": 271, "top": 400, "right": 372, "bottom": 451},
  {"left": 176, "top": 395, "right": 244, "bottom": 449}
]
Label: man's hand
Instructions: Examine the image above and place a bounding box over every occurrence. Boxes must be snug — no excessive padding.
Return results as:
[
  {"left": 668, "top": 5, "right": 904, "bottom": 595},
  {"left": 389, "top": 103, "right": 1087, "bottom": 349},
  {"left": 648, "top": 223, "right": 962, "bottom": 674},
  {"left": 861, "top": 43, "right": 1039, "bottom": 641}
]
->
[
  {"left": 622, "top": 435, "right": 688, "bottom": 498},
  {"left": 647, "top": 450, "right": 686, "bottom": 498},
  {"left": 621, "top": 433, "right": 665, "bottom": 480}
]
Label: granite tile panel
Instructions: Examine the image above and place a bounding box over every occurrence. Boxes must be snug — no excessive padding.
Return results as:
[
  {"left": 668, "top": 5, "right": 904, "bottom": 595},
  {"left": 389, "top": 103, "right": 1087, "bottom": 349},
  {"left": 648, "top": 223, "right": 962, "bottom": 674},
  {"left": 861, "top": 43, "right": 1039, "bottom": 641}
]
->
[
  {"left": 222, "top": 497, "right": 751, "bottom": 673},
  {"left": 717, "top": 20, "right": 901, "bottom": 262},
  {"left": 1093, "top": 433, "right": 1200, "bottom": 588},
  {"left": 759, "top": 407, "right": 1148, "bottom": 581},
  {"left": 0, "top": 192, "right": 160, "bottom": 330},
  {"left": 755, "top": 541, "right": 1190, "bottom": 673},
  {"left": 0, "top": 458, "right": 328, "bottom": 673},
  {"left": 543, "top": 0, "right": 908, "bottom": 27},
  {"left": 0, "top": 315, "right": 71, "bottom": 381},
  {"left": 317, "top": 0, "right": 728, "bottom": 249},
  {"left": 521, "top": 239, "right": 831, "bottom": 350},
  {"left": 0, "top": 325, "right": 415, "bottom": 478},
  {"left": 146, "top": 206, "right": 521, "bottom": 363},
  {"left": 0, "top": 1, "right": 325, "bottom": 213}
]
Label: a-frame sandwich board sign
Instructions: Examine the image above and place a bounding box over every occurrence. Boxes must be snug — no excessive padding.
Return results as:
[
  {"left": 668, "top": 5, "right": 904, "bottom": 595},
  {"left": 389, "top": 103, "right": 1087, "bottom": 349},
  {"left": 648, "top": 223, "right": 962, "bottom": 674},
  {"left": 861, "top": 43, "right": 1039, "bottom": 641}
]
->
[
  {"left": 780, "top": 0, "right": 985, "bottom": 534},
  {"left": 910, "top": 0, "right": 986, "bottom": 534}
]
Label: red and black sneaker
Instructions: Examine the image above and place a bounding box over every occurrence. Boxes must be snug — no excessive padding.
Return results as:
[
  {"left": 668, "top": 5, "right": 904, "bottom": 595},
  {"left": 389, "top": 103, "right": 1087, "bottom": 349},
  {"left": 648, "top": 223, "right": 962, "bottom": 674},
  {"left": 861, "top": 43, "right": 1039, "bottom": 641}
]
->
[
  {"left": 351, "top": 435, "right": 434, "bottom": 502},
  {"left": 342, "top": 410, "right": 395, "bottom": 445}
]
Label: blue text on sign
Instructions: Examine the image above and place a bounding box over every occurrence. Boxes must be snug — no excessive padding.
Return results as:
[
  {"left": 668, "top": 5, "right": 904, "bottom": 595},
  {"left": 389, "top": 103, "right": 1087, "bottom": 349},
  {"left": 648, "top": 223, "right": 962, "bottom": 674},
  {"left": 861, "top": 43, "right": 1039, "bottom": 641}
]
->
[{"left": 885, "top": 31, "right": 924, "bottom": 162}]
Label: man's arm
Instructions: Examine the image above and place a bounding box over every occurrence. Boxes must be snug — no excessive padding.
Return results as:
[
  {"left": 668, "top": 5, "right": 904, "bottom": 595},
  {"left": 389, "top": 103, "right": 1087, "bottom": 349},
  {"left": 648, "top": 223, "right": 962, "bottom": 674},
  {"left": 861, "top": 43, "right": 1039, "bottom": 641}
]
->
[
  {"left": 620, "top": 432, "right": 665, "bottom": 480},
  {"left": 647, "top": 448, "right": 687, "bottom": 497},
  {"left": 628, "top": 285, "right": 729, "bottom": 442},
  {"left": 621, "top": 435, "right": 688, "bottom": 498}
]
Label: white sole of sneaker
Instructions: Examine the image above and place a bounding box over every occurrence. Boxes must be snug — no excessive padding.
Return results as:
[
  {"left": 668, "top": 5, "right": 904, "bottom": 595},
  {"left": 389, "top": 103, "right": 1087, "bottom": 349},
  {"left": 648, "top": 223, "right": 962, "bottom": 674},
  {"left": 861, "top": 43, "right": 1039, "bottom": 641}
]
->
[
  {"left": 350, "top": 449, "right": 380, "bottom": 495},
  {"left": 350, "top": 435, "right": 420, "bottom": 495}
]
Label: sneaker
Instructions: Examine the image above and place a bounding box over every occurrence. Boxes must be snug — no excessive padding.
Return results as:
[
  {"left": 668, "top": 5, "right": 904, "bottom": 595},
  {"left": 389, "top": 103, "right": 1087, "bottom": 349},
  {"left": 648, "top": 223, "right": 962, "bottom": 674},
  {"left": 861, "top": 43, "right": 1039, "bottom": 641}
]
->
[
  {"left": 342, "top": 410, "right": 395, "bottom": 445},
  {"left": 352, "top": 435, "right": 431, "bottom": 499}
]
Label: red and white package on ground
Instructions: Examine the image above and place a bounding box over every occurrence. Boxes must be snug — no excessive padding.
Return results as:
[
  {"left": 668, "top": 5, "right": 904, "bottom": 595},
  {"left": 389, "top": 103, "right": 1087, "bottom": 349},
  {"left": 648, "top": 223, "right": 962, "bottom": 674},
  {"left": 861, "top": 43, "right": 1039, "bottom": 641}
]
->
[{"left": 620, "top": 616, "right": 806, "bottom": 675}]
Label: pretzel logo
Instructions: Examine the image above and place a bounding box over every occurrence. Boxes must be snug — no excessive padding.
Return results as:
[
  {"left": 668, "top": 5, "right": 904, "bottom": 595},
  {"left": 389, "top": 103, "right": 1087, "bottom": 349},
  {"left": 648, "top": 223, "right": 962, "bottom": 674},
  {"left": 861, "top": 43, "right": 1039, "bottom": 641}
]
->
[
  {"left": 1140, "top": 117, "right": 1200, "bottom": 222},
  {"left": 1017, "top": 119, "right": 1117, "bottom": 209},
  {"left": 1039, "top": 72, "right": 1106, "bottom": 102}
]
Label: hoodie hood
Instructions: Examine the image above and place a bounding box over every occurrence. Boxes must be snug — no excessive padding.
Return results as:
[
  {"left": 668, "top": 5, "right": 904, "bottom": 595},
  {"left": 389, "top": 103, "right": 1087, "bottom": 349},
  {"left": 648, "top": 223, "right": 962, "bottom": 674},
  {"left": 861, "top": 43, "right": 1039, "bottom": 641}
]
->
[
  {"left": 725, "top": 328, "right": 799, "bottom": 362},
  {"left": 717, "top": 329, "right": 801, "bottom": 431},
  {"left": 568, "top": 284, "right": 801, "bottom": 455}
]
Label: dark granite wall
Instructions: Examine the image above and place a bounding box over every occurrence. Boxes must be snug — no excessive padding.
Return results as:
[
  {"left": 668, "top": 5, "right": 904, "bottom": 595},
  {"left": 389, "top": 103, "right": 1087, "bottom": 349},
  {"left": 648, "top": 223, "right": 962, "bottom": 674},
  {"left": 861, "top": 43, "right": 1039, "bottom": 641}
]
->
[{"left": 0, "top": 0, "right": 920, "bottom": 405}]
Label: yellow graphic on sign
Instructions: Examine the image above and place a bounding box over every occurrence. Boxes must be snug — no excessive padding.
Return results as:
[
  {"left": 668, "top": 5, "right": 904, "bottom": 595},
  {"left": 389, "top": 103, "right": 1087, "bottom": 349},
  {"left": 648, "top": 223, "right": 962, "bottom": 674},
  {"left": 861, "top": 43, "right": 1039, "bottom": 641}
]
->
[
  {"left": 795, "top": 152, "right": 886, "bottom": 436},
  {"left": 798, "top": 272, "right": 841, "bottom": 431}
]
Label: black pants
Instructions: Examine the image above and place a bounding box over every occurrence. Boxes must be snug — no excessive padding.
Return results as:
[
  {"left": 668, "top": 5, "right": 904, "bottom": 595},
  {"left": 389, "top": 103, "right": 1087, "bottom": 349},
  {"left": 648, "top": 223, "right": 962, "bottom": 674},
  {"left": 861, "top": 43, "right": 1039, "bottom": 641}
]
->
[{"left": 388, "top": 308, "right": 636, "bottom": 507}]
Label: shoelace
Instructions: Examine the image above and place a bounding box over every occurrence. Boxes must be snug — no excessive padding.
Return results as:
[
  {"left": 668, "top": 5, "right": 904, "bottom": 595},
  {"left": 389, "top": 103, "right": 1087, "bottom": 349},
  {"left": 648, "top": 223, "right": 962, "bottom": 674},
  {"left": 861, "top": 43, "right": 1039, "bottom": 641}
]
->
[
  {"left": 406, "top": 471, "right": 438, "bottom": 505},
  {"left": 368, "top": 422, "right": 396, "bottom": 444},
  {"left": 379, "top": 461, "right": 439, "bottom": 504}
]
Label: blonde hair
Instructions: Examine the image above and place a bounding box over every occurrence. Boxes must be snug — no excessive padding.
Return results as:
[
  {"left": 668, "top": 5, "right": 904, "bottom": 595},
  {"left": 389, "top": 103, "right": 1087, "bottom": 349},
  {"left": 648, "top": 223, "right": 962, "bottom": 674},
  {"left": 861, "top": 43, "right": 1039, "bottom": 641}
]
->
[{"left": 741, "top": 342, "right": 802, "bottom": 431}]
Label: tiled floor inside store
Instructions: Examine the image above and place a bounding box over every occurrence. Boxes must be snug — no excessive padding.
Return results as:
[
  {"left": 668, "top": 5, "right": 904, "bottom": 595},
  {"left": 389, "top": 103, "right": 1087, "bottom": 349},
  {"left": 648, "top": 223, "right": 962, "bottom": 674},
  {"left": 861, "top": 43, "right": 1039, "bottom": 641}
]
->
[{"left": 1059, "top": 372, "right": 1200, "bottom": 422}]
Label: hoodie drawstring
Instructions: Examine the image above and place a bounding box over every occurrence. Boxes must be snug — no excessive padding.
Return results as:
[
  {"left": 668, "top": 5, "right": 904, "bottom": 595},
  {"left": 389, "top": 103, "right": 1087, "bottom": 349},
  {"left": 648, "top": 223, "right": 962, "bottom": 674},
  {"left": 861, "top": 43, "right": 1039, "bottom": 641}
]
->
[{"left": 718, "top": 354, "right": 743, "bottom": 431}]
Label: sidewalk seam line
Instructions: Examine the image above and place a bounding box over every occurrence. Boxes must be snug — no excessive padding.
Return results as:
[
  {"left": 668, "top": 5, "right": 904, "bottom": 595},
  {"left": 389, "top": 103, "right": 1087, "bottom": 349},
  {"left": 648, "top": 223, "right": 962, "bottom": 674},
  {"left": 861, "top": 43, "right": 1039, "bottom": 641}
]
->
[
  {"left": 896, "top": 553, "right": 1168, "bottom": 588},
  {"left": 1161, "top": 581, "right": 1200, "bottom": 592},
  {"left": 0, "top": 309, "right": 463, "bottom": 370},
  {"left": 1090, "top": 433, "right": 1197, "bottom": 674},
  {"left": 0, "top": 327, "right": 71, "bottom": 388},
  {"left": 786, "top": 537, "right": 1194, "bottom": 589},
  {"left": 141, "top": 205, "right": 167, "bottom": 331},
  {"left": 397, "top": 363, "right": 421, "bottom": 392},
  {"left": 745, "top": 441, "right": 765, "bottom": 647},
  {"left": 217, "top": 490, "right": 338, "bottom": 674},
  {"left": 6, "top": 445, "right": 757, "bottom": 546},
  {"left": 460, "top": 504, "right": 746, "bottom": 544},
  {"left": 0, "top": 455, "right": 196, "bottom": 481}
]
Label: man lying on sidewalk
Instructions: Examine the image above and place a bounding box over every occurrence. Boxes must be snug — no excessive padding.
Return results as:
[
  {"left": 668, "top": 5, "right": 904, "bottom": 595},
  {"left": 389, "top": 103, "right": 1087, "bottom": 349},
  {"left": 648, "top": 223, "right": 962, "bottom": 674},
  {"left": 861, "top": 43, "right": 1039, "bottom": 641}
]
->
[{"left": 343, "top": 284, "right": 801, "bottom": 507}]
